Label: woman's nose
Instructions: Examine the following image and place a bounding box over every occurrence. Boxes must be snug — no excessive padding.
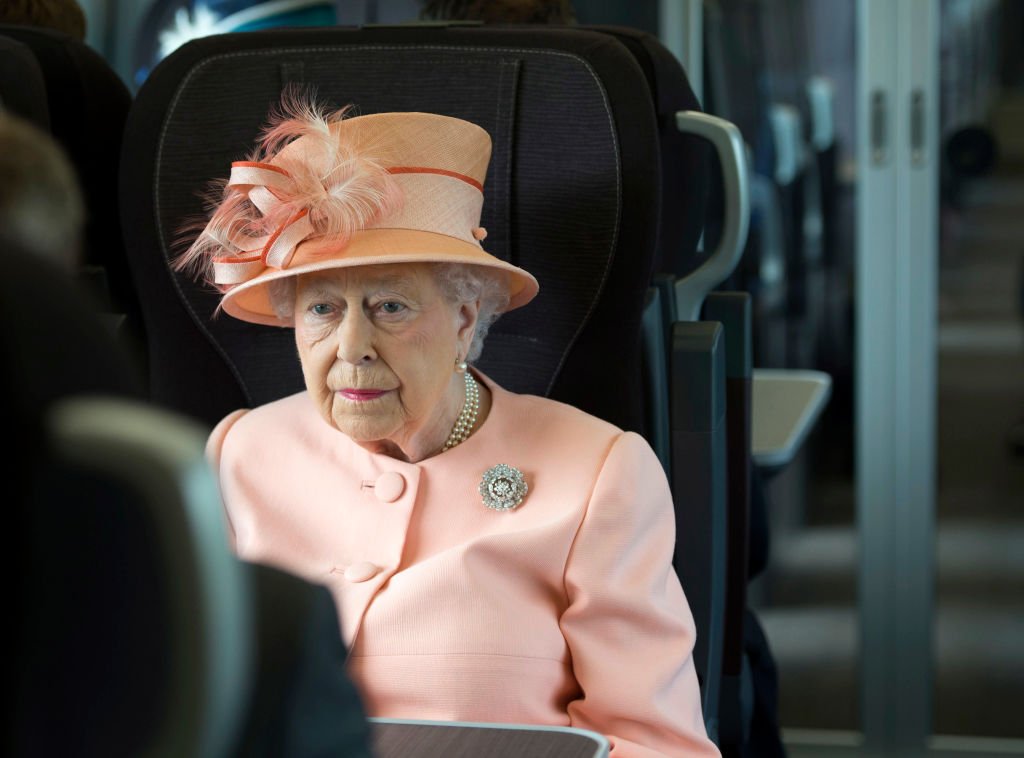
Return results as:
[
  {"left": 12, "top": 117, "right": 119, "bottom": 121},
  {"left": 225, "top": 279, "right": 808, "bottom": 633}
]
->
[{"left": 335, "top": 312, "right": 377, "bottom": 364}]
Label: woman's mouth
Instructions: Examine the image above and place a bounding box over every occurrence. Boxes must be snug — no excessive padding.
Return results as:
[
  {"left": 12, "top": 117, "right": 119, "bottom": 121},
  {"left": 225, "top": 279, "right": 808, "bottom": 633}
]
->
[{"left": 338, "top": 389, "right": 390, "bottom": 402}]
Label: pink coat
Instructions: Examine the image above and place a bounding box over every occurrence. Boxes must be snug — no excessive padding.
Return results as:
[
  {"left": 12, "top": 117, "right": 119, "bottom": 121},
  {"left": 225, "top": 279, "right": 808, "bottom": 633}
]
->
[{"left": 209, "top": 371, "right": 720, "bottom": 757}]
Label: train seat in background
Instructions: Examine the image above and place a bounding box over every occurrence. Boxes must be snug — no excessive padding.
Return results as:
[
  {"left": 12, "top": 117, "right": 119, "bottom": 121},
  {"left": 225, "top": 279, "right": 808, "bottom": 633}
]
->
[
  {"left": 704, "top": 0, "right": 836, "bottom": 377},
  {"left": 703, "top": 0, "right": 788, "bottom": 372},
  {"left": 118, "top": 23, "right": 733, "bottom": 740},
  {"left": 0, "top": 34, "right": 49, "bottom": 129},
  {"left": 582, "top": 24, "right": 712, "bottom": 281},
  {"left": 755, "top": 0, "right": 829, "bottom": 374},
  {"left": 0, "top": 24, "right": 144, "bottom": 364},
  {"left": 703, "top": 3, "right": 838, "bottom": 475}
]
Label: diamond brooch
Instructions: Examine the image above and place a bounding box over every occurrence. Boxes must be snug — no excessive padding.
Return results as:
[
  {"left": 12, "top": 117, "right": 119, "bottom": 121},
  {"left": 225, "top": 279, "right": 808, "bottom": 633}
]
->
[{"left": 479, "top": 464, "right": 528, "bottom": 511}]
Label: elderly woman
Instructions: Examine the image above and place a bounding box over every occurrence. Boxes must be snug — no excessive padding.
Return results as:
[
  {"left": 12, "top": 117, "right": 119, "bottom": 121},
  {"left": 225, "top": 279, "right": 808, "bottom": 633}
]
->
[{"left": 184, "top": 97, "right": 719, "bottom": 757}]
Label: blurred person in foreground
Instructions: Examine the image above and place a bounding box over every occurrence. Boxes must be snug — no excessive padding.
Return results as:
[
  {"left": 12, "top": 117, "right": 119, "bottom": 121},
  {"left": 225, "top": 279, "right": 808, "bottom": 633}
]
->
[
  {"left": 0, "top": 112, "right": 84, "bottom": 271},
  {"left": 184, "top": 93, "right": 720, "bottom": 757},
  {"left": 0, "top": 109, "right": 139, "bottom": 418}
]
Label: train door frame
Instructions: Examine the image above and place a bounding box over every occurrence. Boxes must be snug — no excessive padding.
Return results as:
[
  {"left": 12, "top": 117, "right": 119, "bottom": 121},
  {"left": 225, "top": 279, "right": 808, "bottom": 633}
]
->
[{"left": 856, "top": 0, "right": 938, "bottom": 753}]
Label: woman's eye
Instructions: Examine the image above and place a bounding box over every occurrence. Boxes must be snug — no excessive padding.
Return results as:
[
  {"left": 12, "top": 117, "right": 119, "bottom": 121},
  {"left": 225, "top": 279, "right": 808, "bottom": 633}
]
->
[
  {"left": 310, "top": 303, "right": 334, "bottom": 316},
  {"left": 378, "top": 301, "right": 406, "bottom": 315}
]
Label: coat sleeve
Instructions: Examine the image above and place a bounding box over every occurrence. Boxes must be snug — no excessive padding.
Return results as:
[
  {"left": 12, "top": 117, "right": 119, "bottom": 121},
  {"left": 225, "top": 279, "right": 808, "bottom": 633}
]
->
[
  {"left": 560, "top": 431, "right": 720, "bottom": 758},
  {"left": 205, "top": 408, "right": 250, "bottom": 550}
]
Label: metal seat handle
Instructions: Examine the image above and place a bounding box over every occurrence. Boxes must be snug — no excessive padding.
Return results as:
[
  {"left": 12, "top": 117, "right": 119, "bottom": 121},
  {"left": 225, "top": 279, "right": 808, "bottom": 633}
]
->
[{"left": 674, "top": 111, "right": 751, "bottom": 321}]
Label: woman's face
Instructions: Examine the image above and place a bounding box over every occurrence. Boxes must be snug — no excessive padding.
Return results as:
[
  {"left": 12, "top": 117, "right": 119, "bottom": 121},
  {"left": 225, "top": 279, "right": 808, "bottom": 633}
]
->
[{"left": 294, "top": 263, "right": 479, "bottom": 460}]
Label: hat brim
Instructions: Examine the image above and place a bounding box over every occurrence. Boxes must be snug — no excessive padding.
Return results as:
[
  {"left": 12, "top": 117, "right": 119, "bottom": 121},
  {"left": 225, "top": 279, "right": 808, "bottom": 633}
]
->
[{"left": 219, "top": 228, "right": 539, "bottom": 326}]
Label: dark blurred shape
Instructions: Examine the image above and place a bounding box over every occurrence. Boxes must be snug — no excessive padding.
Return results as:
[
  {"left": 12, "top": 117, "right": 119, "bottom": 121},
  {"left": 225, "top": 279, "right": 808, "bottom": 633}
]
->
[
  {"left": 420, "top": 0, "right": 575, "bottom": 23},
  {"left": 14, "top": 398, "right": 373, "bottom": 757},
  {"left": 741, "top": 607, "right": 785, "bottom": 758},
  {"left": 15, "top": 430, "right": 173, "bottom": 756},
  {"left": 0, "top": 112, "right": 85, "bottom": 271},
  {"left": 0, "top": 0, "right": 86, "bottom": 40},
  {"left": 5, "top": 245, "right": 147, "bottom": 757},
  {"left": 0, "top": 243, "right": 145, "bottom": 421},
  {"left": 237, "top": 567, "right": 373, "bottom": 758},
  {"left": 5, "top": 244, "right": 370, "bottom": 756},
  {"left": 0, "top": 23, "right": 145, "bottom": 370},
  {"left": 945, "top": 124, "right": 998, "bottom": 179},
  {"left": 0, "top": 33, "right": 49, "bottom": 128}
]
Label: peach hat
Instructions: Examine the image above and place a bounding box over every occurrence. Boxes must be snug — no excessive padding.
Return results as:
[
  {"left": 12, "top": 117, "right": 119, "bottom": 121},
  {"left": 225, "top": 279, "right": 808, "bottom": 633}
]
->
[{"left": 181, "top": 101, "right": 539, "bottom": 326}]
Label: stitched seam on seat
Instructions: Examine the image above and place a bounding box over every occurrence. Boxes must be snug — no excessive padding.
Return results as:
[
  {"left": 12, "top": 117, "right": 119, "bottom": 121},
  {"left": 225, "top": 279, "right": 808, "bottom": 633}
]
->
[
  {"left": 156, "top": 67, "right": 255, "bottom": 405},
  {"left": 492, "top": 57, "right": 518, "bottom": 264}
]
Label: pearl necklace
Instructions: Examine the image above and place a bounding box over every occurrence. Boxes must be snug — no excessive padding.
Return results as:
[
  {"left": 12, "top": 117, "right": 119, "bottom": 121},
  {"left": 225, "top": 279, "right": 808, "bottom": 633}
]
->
[{"left": 442, "top": 371, "right": 480, "bottom": 452}]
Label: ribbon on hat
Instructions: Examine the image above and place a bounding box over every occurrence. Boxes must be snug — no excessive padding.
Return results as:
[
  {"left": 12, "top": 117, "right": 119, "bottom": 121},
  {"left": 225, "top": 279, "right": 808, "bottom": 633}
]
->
[
  {"left": 206, "top": 160, "right": 484, "bottom": 288},
  {"left": 211, "top": 162, "right": 317, "bottom": 285}
]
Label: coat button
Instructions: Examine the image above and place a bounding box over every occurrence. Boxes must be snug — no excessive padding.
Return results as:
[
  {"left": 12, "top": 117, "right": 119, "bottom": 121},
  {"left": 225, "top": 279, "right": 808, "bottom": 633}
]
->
[
  {"left": 344, "top": 561, "right": 379, "bottom": 583},
  {"left": 374, "top": 471, "right": 405, "bottom": 502}
]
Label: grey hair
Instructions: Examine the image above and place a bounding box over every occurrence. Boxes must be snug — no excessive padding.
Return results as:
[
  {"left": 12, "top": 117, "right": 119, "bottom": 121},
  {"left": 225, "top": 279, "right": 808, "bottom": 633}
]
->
[
  {"left": 268, "top": 277, "right": 298, "bottom": 323},
  {"left": 267, "top": 262, "right": 510, "bottom": 362},
  {"left": 433, "top": 263, "right": 509, "bottom": 362}
]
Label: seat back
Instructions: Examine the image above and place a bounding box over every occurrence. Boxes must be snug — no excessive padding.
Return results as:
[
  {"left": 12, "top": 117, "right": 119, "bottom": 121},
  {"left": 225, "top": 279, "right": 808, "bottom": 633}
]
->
[
  {"left": 0, "top": 25, "right": 140, "bottom": 348},
  {"left": 0, "top": 33, "right": 49, "bottom": 128},
  {"left": 120, "top": 25, "right": 660, "bottom": 435},
  {"left": 582, "top": 25, "right": 711, "bottom": 279}
]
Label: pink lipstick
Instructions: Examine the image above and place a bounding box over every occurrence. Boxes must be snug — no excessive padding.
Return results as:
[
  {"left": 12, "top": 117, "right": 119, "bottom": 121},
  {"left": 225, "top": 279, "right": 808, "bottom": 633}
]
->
[{"left": 338, "top": 389, "right": 389, "bottom": 401}]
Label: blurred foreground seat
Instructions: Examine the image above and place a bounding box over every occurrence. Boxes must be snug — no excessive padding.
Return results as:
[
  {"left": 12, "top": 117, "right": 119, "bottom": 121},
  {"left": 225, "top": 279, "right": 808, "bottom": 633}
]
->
[
  {"left": 14, "top": 396, "right": 374, "bottom": 757},
  {"left": 5, "top": 244, "right": 370, "bottom": 757}
]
